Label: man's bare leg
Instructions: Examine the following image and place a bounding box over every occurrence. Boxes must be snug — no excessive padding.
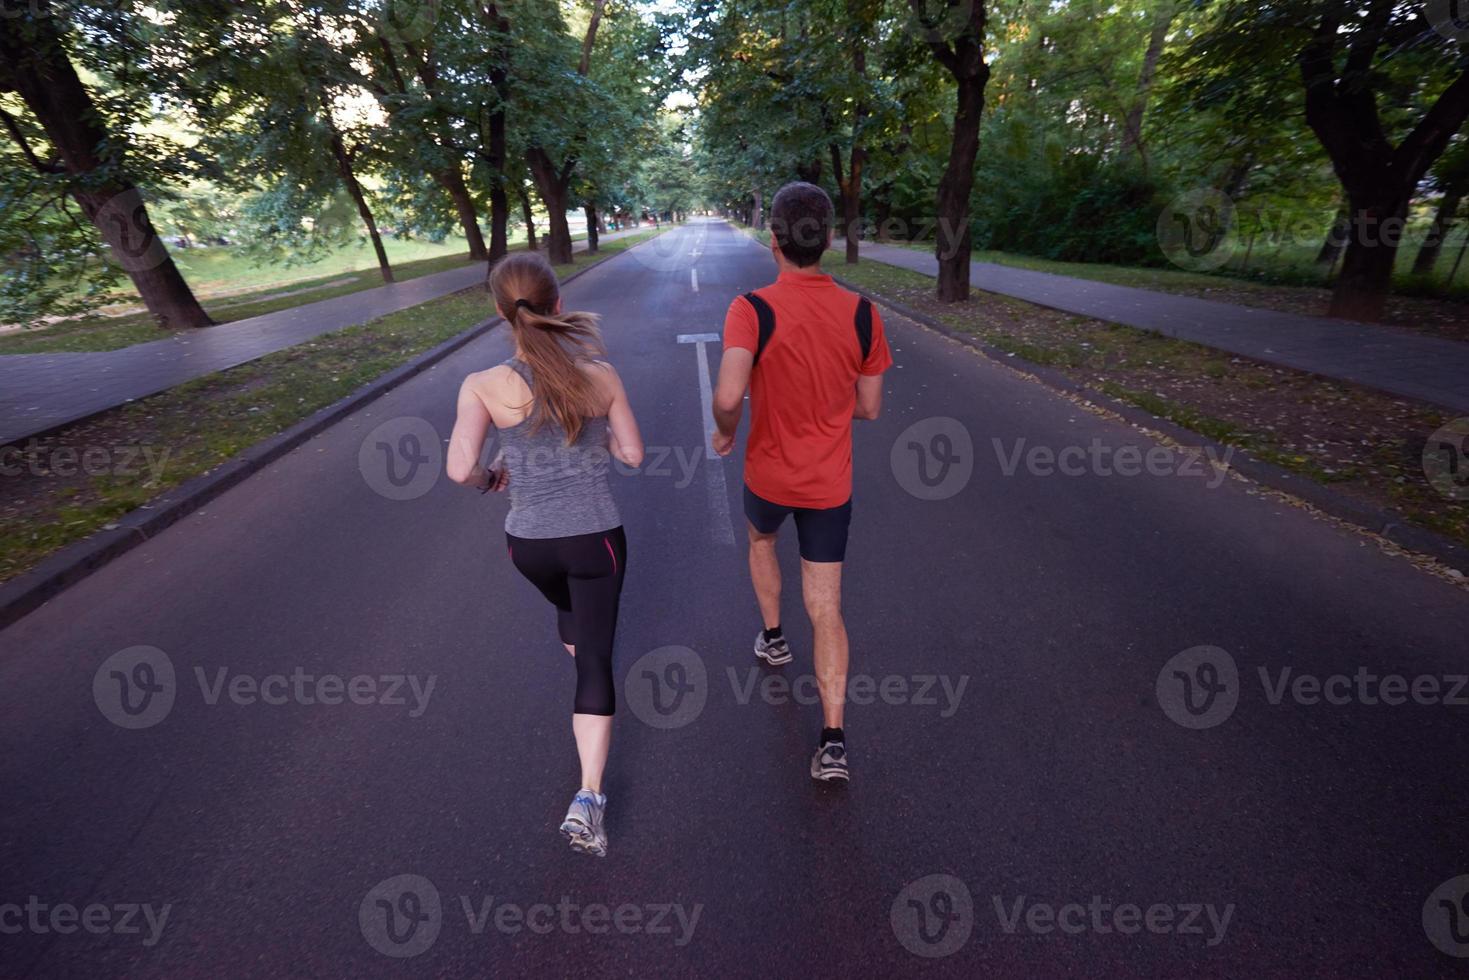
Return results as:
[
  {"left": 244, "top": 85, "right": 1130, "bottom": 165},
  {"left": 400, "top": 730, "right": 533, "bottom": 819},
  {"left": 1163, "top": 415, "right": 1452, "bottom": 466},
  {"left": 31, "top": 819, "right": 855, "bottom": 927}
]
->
[
  {"left": 747, "top": 522, "right": 782, "bottom": 629},
  {"left": 801, "top": 559, "right": 848, "bottom": 729}
]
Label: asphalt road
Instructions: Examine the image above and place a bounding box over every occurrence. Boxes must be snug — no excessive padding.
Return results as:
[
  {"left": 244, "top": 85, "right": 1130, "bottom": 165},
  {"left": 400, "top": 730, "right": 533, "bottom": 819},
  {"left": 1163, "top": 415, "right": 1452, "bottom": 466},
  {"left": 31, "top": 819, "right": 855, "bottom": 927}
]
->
[{"left": 2, "top": 219, "right": 1466, "bottom": 978}]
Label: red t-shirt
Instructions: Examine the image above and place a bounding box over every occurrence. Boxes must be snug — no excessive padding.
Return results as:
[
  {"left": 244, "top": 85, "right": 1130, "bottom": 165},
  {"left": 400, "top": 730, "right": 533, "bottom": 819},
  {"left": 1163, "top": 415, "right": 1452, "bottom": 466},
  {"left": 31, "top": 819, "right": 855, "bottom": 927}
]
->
[{"left": 723, "top": 269, "right": 894, "bottom": 509}]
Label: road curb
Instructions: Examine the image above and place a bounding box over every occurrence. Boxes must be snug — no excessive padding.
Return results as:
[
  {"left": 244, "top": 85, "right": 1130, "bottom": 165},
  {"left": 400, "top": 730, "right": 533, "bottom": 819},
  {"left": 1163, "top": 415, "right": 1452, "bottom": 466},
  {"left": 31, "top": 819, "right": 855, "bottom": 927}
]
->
[
  {"left": 0, "top": 238, "right": 659, "bottom": 631},
  {"left": 832, "top": 274, "right": 1469, "bottom": 576}
]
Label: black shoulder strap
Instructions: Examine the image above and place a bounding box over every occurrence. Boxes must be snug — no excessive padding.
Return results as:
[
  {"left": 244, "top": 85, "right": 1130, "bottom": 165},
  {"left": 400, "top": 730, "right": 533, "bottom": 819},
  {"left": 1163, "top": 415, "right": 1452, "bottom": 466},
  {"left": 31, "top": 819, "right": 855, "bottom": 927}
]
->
[
  {"left": 745, "top": 292, "right": 776, "bottom": 365},
  {"left": 854, "top": 297, "right": 874, "bottom": 363}
]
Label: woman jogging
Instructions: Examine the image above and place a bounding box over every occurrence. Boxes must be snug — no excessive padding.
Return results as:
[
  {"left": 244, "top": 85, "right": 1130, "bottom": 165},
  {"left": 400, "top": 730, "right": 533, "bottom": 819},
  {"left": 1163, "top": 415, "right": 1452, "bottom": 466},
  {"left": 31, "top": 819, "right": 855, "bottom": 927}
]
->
[{"left": 447, "top": 252, "right": 644, "bottom": 858}]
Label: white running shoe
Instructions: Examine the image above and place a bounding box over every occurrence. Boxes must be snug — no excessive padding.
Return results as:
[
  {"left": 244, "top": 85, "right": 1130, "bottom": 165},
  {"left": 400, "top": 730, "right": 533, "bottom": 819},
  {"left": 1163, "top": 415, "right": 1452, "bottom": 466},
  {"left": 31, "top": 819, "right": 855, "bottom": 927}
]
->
[
  {"left": 560, "top": 789, "right": 608, "bottom": 857},
  {"left": 754, "top": 630, "right": 792, "bottom": 666}
]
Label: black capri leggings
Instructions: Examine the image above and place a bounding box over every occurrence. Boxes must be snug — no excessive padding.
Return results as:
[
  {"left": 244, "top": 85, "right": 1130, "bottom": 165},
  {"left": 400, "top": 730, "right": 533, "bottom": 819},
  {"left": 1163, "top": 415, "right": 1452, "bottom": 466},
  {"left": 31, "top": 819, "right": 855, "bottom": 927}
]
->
[{"left": 506, "top": 526, "right": 627, "bottom": 716}]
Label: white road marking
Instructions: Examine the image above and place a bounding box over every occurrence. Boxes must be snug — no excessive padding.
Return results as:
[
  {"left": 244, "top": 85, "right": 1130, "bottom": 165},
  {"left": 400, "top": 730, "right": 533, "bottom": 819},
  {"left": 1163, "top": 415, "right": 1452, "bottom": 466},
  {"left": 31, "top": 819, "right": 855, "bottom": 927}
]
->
[
  {"left": 676, "top": 333, "right": 736, "bottom": 545},
  {"left": 691, "top": 268, "right": 699, "bottom": 292}
]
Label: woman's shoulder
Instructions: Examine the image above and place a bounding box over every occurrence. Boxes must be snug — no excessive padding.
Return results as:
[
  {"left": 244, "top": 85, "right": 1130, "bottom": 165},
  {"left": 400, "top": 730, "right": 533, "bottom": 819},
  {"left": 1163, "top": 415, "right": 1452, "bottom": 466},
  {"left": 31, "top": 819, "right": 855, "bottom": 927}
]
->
[{"left": 464, "top": 362, "right": 527, "bottom": 398}]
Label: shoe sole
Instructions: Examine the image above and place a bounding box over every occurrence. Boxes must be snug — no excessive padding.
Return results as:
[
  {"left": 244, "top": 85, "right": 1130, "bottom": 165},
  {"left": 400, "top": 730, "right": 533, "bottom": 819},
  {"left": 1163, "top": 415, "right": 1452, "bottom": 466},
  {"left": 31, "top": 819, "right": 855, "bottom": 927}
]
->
[
  {"left": 754, "top": 641, "right": 792, "bottom": 666},
  {"left": 811, "top": 762, "right": 850, "bottom": 782},
  {"left": 560, "top": 818, "right": 607, "bottom": 857}
]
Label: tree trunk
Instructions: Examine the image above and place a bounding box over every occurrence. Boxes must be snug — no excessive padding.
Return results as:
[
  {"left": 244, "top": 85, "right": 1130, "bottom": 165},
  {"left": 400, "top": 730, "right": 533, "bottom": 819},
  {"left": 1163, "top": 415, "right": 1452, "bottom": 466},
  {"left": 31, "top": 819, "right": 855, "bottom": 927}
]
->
[
  {"left": 912, "top": 0, "right": 990, "bottom": 303},
  {"left": 437, "top": 167, "right": 487, "bottom": 260},
  {"left": 584, "top": 203, "right": 599, "bottom": 253},
  {"left": 517, "top": 182, "right": 537, "bottom": 250},
  {"left": 323, "top": 111, "right": 393, "bottom": 283},
  {"left": 596, "top": 210, "right": 608, "bottom": 234},
  {"left": 1299, "top": 6, "right": 1469, "bottom": 320},
  {"left": 933, "top": 67, "right": 988, "bottom": 301},
  {"left": 1120, "top": 4, "right": 1174, "bottom": 167},
  {"left": 483, "top": 3, "right": 512, "bottom": 265},
  {"left": 1413, "top": 190, "right": 1463, "bottom": 276},
  {"left": 0, "top": 15, "right": 212, "bottom": 328},
  {"left": 1330, "top": 200, "right": 1408, "bottom": 320},
  {"left": 527, "top": 147, "right": 573, "bottom": 265},
  {"left": 1315, "top": 206, "right": 1349, "bottom": 266},
  {"left": 752, "top": 188, "right": 764, "bottom": 230}
]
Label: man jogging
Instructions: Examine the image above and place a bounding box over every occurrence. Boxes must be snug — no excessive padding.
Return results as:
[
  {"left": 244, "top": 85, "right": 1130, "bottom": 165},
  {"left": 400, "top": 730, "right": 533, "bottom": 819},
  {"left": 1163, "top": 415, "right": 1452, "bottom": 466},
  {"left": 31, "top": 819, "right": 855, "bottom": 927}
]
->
[{"left": 711, "top": 181, "right": 893, "bottom": 783}]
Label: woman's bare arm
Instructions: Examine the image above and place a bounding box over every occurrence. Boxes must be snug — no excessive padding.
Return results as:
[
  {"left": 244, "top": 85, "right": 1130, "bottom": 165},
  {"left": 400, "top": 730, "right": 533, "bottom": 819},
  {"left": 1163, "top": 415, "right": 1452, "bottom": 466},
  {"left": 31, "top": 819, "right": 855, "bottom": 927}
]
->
[{"left": 597, "top": 363, "right": 644, "bottom": 468}]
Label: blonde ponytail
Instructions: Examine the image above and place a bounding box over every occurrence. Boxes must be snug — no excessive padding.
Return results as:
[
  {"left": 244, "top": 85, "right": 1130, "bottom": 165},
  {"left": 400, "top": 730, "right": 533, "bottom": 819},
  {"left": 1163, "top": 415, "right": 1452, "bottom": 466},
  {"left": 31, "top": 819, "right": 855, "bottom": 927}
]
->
[{"left": 488, "top": 252, "right": 606, "bottom": 444}]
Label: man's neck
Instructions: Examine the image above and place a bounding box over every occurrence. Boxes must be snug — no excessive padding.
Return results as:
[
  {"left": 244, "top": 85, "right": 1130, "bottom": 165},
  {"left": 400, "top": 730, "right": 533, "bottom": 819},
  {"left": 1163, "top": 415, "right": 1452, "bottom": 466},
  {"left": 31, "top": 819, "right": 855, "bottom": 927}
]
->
[{"left": 778, "top": 262, "right": 825, "bottom": 277}]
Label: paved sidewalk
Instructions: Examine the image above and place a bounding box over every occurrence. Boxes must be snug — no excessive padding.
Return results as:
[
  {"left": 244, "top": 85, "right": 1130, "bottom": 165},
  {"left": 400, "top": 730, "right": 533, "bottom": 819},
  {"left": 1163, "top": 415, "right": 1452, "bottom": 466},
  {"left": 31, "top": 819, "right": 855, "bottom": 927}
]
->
[
  {"left": 858, "top": 241, "right": 1469, "bottom": 415},
  {"left": 0, "top": 229, "right": 644, "bottom": 445}
]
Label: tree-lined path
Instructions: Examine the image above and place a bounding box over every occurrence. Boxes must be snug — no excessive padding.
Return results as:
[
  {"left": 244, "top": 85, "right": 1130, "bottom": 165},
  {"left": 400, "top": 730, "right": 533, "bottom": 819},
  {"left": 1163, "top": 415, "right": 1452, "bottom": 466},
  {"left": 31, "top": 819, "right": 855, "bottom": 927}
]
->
[
  {"left": 0, "top": 230, "right": 642, "bottom": 445},
  {"left": 855, "top": 240, "right": 1469, "bottom": 413}
]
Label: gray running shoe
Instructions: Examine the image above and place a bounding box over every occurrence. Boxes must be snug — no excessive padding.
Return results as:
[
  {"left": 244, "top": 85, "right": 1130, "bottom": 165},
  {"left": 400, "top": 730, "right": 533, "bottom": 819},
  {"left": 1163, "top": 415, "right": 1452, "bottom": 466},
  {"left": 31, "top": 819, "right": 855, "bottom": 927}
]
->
[
  {"left": 754, "top": 631, "right": 792, "bottom": 666},
  {"left": 560, "top": 790, "right": 608, "bottom": 857},
  {"left": 811, "top": 739, "right": 850, "bottom": 782}
]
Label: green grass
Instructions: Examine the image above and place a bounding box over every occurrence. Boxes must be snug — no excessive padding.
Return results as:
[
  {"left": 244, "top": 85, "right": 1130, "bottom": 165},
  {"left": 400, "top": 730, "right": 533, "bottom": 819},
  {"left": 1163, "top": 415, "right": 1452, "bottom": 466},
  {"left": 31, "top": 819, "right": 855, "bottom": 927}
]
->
[
  {"left": 827, "top": 253, "right": 1467, "bottom": 549},
  {"left": 0, "top": 227, "right": 609, "bottom": 355},
  {"left": 0, "top": 226, "right": 666, "bottom": 582}
]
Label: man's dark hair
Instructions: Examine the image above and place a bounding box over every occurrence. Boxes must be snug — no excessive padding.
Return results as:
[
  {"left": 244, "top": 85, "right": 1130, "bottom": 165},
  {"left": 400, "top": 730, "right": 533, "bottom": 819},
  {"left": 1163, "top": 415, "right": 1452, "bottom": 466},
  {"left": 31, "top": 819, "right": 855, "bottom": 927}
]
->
[{"left": 769, "top": 182, "right": 833, "bottom": 268}]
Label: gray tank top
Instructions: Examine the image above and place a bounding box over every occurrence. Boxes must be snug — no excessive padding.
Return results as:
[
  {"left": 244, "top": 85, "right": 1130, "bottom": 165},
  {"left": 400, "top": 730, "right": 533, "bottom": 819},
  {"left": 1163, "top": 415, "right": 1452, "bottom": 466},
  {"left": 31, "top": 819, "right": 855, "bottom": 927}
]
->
[{"left": 497, "top": 358, "right": 621, "bottom": 539}]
